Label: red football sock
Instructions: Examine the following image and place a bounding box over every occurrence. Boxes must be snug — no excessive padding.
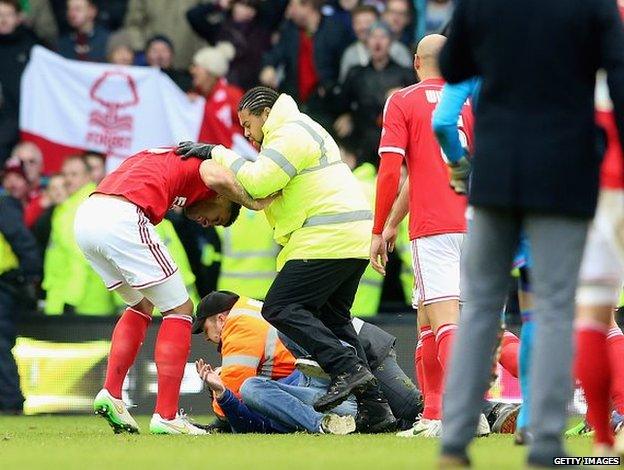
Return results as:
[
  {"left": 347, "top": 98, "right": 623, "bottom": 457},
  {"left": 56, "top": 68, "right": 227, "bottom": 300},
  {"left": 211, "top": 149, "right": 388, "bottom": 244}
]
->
[
  {"left": 575, "top": 319, "right": 614, "bottom": 447},
  {"left": 435, "top": 323, "right": 458, "bottom": 374},
  {"left": 498, "top": 331, "right": 520, "bottom": 378},
  {"left": 154, "top": 314, "right": 192, "bottom": 420},
  {"left": 421, "top": 326, "right": 443, "bottom": 420},
  {"left": 415, "top": 340, "right": 425, "bottom": 399},
  {"left": 104, "top": 307, "right": 152, "bottom": 399},
  {"left": 607, "top": 325, "right": 624, "bottom": 414}
]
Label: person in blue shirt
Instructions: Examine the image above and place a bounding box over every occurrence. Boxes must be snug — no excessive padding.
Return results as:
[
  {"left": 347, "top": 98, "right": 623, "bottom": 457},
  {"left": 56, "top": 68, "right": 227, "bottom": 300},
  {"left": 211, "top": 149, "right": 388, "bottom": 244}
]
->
[{"left": 432, "top": 78, "right": 535, "bottom": 445}]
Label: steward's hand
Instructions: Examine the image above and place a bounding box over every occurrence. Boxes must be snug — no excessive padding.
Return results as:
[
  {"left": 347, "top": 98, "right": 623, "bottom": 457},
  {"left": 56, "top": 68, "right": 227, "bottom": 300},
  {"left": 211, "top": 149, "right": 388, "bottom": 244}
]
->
[
  {"left": 175, "top": 141, "right": 216, "bottom": 160},
  {"left": 447, "top": 155, "right": 471, "bottom": 195},
  {"left": 195, "top": 359, "right": 226, "bottom": 399},
  {"left": 247, "top": 192, "right": 280, "bottom": 211}
]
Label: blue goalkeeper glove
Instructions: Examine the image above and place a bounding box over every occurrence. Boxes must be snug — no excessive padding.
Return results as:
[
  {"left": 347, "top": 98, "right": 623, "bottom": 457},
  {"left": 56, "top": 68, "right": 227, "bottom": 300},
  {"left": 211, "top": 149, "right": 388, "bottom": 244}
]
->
[{"left": 175, "top": 141, "right": 216, "bottom": 160}]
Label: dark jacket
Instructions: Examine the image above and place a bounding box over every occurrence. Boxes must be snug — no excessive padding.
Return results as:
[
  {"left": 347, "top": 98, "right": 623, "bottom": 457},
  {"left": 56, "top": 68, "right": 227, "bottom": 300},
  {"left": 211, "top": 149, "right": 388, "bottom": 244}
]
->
[
  {"left": 263, "top": 16, "right": 353, "bottom": 101},
  {"left": 57, "top": 24, "right": 109, "bottom": 62},
  {"left": 440, "top": 0, "right": 624, "bottom": 217},
  {"left": 186, "top": 3, "right": 272, "bottom": 91},
  {"left": 338, "top": 59, "right": 414, "bottom": 164},
  {"left": 0, "top": 25, "right": 37, "bottom": 163},
  {"left": 0, "top": 196, "right": 42, "bottom": 280}
]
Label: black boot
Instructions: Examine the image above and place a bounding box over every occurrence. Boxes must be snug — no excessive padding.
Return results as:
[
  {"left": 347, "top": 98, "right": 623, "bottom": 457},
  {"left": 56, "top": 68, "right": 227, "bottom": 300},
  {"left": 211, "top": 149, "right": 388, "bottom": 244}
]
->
[
  {"left": 313, "top": 363, "right": 375, "bottom": 412},
  {"left": 355, "top": 392, "right": 397, "bottom": 434}
]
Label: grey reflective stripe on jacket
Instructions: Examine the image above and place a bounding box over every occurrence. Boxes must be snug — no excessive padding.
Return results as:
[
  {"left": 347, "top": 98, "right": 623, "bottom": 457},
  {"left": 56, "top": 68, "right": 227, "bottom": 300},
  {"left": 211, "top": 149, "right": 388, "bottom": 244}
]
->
[
  {"left": 221, "top": 354, "right": 261, "bottom": 368},
  {"left": 261, "top": 326, "right": 279, "bottom": 377},
  {"left": 302, "top": 210, "right": 373, "bottom": 228}
]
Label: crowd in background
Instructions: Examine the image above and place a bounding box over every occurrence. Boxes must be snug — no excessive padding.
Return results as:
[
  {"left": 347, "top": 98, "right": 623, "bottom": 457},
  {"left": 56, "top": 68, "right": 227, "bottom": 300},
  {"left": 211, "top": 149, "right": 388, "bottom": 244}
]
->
[{"left": 0, "top": 0, "right": 458, "bottom": 317}]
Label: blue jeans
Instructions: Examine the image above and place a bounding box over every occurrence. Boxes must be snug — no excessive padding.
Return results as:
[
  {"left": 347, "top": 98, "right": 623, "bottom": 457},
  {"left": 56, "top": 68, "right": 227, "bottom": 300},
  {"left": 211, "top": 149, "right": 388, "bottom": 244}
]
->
[{"left": 240, "top": 372, "right": 357, "bottom": 433}]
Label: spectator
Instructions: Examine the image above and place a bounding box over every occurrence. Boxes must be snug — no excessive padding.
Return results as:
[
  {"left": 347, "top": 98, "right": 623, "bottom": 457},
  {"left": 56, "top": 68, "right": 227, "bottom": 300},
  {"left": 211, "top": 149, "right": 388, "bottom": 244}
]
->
[
  {"left": 11, "top": 141, "right": 46, "bottom": 191},
  {"left": 32, "top": 173, "right": 67, "bottom": 256},
  {"left": 50, "top": 0, "right": 129, "bottom": 36},
  {"left": 1, "top": 158, "right": 29, "bottom": 203},
  {"left": 57, "top": 0, "right": 109, "bottom": 62},
  {"left": 186, "top": 0, "right": 271, "bottom": 91},
  {"left": 191, "top": 43, "right": 244, "bottom": 147},
  {"left": 84, "top": 152, "right": 106, "bottom": 184},
  {"left": 425, "top": 0, "right": 453, "bottom": 34},
  {"left": 334, "top": 21, "right": 413, "bottom": 165},
  {"left": 10, "top": 142, "right": 47, "bottom": 227},
  {"left": 0, "top": 0, "right": 37, "bottom": 164},
  {"left": 22, "top": 0, "right": 59, "bottom": 48},
  {"left": 259, "top": 0, "right": 352, "bottom": 126},
  {"left": 123, "top": 0, "right": 206, "bottom": 70},
  {"left": 339, "top": 5, "right": 413, "bottom": 82},
  {"left": 322, "top": 0, "right": 359, "bottom": 36},
  {"left": 382, "top": 0, "right": 413, "bottom": 47},
  {"left": 145, "top": 35, "right": 192, "bottom": 92},
  {"left": 0, "top": 195, "right": 41, "bottom": 415},
  {"left": 43, "top": 156, "right": 115, "bottom": 315},
  {"left": 105, "top": 30, "right": 134, "bottom": 65}
]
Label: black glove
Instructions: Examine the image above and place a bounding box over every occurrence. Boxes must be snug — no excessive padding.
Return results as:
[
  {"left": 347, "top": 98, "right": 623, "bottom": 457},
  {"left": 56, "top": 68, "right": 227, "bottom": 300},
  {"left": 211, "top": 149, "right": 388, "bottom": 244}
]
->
[{"left": 175, "top": 141, "right": 216, "bottom": 160}]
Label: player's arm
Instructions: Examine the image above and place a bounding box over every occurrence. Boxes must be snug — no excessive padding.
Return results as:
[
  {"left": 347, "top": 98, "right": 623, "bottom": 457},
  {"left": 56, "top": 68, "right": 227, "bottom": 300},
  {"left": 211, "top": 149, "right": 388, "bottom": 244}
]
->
[
  {"left": 383, "top": 179, "right": 409, "bottom": 253},
  {"left": 432, "top": 78, "right": 478, "bottom": 163},
  {"left": 371, "top": 94, "right": 407, "bottom": 275},
  {"left": 597, "top": 0, "right": 624, "bottom": 149},
  {"left": 199, "top": 160, "right": 274, "bottom": 211}
]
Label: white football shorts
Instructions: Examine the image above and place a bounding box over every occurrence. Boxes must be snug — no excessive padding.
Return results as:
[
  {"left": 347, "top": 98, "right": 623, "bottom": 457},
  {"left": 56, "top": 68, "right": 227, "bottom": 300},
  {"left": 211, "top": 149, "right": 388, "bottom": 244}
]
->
[
  {"left": 411, "top": 232, "right": 464, "bottom": 307},
  {"left": 74, "top": 195, "right": 189, "bottom": 312},
  {"left": 577, "top": 189, "right": 624, "bottom": 306}
]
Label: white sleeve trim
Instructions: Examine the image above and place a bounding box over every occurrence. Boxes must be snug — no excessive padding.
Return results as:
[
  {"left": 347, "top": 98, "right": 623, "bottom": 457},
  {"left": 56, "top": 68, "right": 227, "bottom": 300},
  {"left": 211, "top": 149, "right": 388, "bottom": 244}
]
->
[{"left": 378, "top": 146, "right": 406, "bottom": 156}]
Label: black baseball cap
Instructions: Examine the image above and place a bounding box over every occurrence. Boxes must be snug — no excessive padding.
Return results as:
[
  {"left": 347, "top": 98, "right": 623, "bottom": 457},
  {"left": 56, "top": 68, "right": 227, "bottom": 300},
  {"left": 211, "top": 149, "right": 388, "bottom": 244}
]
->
[{"left": 192, "top": 290, "right": 240, "bottom": 334}]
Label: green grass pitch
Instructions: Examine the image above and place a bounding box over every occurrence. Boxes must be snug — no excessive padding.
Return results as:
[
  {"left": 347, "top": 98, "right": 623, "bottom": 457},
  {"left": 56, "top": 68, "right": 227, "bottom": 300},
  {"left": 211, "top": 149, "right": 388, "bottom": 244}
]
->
[{"left": 0, "top": 415, "right": 593, "bottom": 469}]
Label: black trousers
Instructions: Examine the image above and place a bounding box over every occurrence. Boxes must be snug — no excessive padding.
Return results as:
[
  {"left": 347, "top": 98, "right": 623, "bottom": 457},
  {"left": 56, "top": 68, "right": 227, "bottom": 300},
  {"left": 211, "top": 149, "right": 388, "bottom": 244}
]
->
[{"left": 262, "top": 259, "right": 369, "bottom": 376}]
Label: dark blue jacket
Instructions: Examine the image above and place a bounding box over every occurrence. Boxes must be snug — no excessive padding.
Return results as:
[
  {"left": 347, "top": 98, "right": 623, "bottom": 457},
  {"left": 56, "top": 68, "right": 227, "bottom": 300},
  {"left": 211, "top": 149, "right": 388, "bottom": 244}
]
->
[
  {"left": 57, "top": 25, "right": 109, "bottom": 62},
  {"left": 0, "top": 196, "right": 41, "bottom": 279},
  {"left": 440, "top": 0, "right": 624, "bottom": 217}
]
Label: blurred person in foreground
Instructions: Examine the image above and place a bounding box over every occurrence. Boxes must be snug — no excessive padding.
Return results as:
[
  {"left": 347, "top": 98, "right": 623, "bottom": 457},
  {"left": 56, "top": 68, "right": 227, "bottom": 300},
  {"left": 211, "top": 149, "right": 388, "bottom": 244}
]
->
[
  {"left": 0, "top": 0, "right": 37, "bottom": 164},
  {"left": 57, "top": 0, "right": 109, "bottom": 62},
  {"left": 437, "top": 0, "right": 624, "bottom": 466},
  {"left": 0, "top": 192, "right": 41, "bottom": 414}
]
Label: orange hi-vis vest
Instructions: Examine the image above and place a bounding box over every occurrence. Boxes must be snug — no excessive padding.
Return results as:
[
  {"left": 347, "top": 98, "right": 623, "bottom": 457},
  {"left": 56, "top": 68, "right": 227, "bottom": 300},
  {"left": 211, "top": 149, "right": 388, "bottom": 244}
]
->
[{"left": 214, "top": 296, "right": 296, "bottom": 416}]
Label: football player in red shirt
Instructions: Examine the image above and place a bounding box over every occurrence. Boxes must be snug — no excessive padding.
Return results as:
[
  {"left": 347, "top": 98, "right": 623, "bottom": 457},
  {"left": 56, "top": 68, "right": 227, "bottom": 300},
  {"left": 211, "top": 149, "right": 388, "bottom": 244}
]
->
[
  {"left": 370, "top": 35, "right": 477, "bottom": 438},
  {"left": 74, "top": 146, "right": 271, "bottom": 435},
  {"left": 574, "top": 71, "right": 624, "bottom": 455}
]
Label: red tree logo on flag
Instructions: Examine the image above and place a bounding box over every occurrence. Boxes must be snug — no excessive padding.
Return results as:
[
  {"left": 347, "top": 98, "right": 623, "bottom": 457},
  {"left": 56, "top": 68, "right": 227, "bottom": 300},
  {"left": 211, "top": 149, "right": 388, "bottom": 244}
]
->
[{"left": 86, "top": 71, "right": 140, "bottom": 156}]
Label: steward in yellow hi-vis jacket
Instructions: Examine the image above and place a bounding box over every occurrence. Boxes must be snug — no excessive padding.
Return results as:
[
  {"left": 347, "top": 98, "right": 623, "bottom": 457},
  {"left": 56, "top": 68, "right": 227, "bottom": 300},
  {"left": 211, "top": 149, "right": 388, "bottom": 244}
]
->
[
  {"left": 191, "top": 291, "right": 295, "bottom": 418},
  {"left": 176, "top": 87, "right": 396, "bottom": 433}
]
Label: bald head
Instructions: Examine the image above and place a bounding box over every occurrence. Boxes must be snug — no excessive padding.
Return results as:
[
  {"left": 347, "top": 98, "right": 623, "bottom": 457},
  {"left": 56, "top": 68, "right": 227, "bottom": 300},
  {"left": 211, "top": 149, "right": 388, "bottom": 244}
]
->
[{"left": 414, "top": 34, "right": 446, "bottom": 80}]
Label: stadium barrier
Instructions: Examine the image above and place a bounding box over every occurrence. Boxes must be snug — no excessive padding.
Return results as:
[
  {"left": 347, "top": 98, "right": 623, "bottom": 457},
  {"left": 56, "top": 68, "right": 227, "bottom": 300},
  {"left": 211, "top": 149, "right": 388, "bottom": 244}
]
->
[{"left": 16, "top": 315, "right": 532, "bottom": 415}]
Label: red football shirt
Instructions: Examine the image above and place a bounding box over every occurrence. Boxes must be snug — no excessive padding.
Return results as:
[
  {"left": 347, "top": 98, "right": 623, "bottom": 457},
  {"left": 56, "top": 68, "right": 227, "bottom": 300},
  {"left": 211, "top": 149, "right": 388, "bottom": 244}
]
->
[
  {"left": 95, "top": 147, "right": 216, "bottom": 224},
  {"left": 379, "top": 78, "right": 473, "bottom": 240}
]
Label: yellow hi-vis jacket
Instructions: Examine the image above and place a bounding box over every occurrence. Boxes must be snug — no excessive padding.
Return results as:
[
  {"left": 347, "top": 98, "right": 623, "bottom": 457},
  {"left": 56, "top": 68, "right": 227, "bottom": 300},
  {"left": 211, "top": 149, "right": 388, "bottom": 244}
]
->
[
  {"left": 212, "top": 94, "right": 373, "bottom": 270},
  {"left": 216, "top": 207, "right": 278, "bottom": 300},
  {"left": 351, "top": 163, "right": 383, "bottom": 317},
  {"left": 0, "top": 232, "right": 18, "bottom": 275},
  {"left": 214, "top": 296, "right": 295, "bottom": 417}
]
